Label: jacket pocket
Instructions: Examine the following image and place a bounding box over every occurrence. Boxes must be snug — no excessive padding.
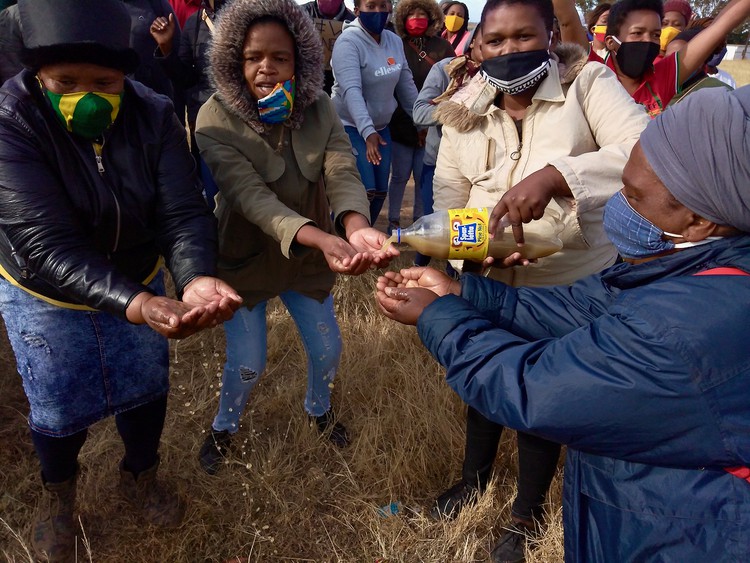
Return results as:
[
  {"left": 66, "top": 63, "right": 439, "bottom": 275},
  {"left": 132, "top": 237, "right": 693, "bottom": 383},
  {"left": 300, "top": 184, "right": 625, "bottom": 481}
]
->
[{"left": 216, "top": 207, "right": 266, "bottom": 266}]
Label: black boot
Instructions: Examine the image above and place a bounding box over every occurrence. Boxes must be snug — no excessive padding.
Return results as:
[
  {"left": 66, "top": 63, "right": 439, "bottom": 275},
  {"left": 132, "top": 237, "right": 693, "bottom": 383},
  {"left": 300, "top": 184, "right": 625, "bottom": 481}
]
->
[
  {"left": 198, "top": 429, "right": 232, "bottom": 475},
  {"left": 430, "top": 479, "right": 481, "bottom": 520},
  {"left": 489, "top": 520, "right": 541, "bottom": 563},
  {"left": 312, "top": 410, "right": 350, "bottom": 448},
  {"left": 432, "top": 407, "right": 503, "bottom": 520}
]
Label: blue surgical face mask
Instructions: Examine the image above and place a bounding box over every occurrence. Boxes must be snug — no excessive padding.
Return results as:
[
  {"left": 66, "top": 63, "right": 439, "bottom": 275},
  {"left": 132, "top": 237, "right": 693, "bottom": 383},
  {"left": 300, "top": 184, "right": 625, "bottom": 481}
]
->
[
  {"left": 359, "top": 10, "right": 389, "bottom": 35},
  {"left": 603, "top": 191, "right": 721, "bottom": 259}
]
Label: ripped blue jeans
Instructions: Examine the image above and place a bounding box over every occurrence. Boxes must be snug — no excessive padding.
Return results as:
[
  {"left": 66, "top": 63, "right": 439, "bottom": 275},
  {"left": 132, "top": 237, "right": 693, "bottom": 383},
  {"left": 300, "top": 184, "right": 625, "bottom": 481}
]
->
[{"left": 212, "top": 292, "right": 342, "bottom": 433}]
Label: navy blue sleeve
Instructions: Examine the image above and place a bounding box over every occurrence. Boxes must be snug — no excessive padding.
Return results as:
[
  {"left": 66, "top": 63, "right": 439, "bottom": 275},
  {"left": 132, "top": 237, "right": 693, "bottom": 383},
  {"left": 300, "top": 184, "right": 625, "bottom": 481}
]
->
[
  {"left": 417, "top": 292, "right": 733, "bottom": 468},
  {"left": 459, "top": 273, "right": 617, "bottom": 340}
]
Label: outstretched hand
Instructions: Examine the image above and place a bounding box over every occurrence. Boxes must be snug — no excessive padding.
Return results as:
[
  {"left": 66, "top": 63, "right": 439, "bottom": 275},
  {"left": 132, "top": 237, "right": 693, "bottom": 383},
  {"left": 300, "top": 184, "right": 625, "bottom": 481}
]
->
[
  {"left": 126, "top": 277, "right": 243, "bottom": 339},
  {"left": 348, "top": 227, "right": 400, "bottom": 268},
  {"left": 183, "top": 276, "right": 243, "bottom": 323},
  {"left": 376, "top": 284, "right": 439, "bottom": 326},
  {"left": 377, "top": 267, "right": 460, "bottom": 297},
  {"left": 319, "top": 234, "right": 373, "bottom": 275}
]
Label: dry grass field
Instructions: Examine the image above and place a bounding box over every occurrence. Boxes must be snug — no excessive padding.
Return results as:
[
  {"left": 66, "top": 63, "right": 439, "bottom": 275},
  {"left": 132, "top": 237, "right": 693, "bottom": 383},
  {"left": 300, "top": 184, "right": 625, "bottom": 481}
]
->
[{"left": 0, "top": 259, "right": 565, "bottom": 562}]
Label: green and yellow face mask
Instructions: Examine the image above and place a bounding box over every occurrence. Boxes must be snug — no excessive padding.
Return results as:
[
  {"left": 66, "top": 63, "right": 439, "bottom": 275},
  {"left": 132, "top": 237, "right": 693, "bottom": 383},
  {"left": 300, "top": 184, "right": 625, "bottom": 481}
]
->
[{"left": 45, "top": 90, "right": 123, "bottom": 140}]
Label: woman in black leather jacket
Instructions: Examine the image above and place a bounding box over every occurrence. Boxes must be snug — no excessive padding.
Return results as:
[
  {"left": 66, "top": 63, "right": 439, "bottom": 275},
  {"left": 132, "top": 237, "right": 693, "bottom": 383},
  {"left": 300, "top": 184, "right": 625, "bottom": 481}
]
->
[{"left": 0, "top": 0, "right": 241, "bottom": 559}]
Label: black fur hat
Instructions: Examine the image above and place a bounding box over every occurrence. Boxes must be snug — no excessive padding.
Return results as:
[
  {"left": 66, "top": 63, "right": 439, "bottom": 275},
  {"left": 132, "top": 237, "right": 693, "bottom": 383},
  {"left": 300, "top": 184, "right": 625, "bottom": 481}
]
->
[{"left": 19, "top": 0, "right": 139, "bottom": 73}]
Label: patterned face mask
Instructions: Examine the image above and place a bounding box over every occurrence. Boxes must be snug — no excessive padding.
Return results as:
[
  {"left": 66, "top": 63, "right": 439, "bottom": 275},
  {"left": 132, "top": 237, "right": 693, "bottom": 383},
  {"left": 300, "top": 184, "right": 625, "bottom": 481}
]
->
[
  {"left": 480, "top": 49, "right": 551, "bottom": 95},
  {"left": 257, "top": 77, "right": 295, "bottom": 124},
  {"left": 603, "top": 191, "right": 721, "bottom": 259},
  {"left": 45, "top": 89, "right": 123, "bottom": 140}
]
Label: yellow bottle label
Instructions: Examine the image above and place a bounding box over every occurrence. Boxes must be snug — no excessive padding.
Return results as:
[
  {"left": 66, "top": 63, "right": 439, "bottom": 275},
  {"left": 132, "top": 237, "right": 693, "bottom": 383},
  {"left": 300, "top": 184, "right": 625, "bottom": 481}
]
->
[{"left": 448, "top": 208, "right": 490, "bottom": 260}]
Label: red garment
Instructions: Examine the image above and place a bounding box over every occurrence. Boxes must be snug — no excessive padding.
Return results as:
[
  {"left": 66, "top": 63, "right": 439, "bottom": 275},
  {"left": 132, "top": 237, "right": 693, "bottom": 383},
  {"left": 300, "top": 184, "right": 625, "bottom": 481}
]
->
[
  {"left": 588, "top": 50, "right": 679, "bottom": 119},
  {"left": 170, "top": 0, "right": 201, "bottom": 28}
]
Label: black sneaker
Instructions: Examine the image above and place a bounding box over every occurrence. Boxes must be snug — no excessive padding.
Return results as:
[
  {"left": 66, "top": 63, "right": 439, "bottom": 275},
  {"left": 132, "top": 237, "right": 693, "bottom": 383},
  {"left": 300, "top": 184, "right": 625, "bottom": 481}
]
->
[
  {"left": 312, "top": 410, "right": 350, "bottom": 448},
  {"left": 489, "top": 521, "right": 540, "bottom": 563},
  {"left": 430, "top": 480, "right": 480, "bottom": 520},
  {"left": 198, "top": 429, "right": 232, "bottom": 475}
]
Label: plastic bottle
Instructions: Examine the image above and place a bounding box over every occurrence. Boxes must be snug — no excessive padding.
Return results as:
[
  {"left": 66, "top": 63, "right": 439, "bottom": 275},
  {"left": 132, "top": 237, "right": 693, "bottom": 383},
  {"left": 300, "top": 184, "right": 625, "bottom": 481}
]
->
[{"left": 382, "top": 208, "right": 563, "bottom": 261}]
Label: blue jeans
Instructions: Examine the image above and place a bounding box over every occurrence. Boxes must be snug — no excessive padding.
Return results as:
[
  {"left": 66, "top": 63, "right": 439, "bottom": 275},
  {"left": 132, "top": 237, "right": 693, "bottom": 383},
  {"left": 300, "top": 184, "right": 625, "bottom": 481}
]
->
[
  {"left": 345, "top": 125, "right": 392, "bottom": 224},
  {"left": 388, "top": 141, "right": 425, "bottom": 227},
  {"left": 0, "top": 275, "right": 169, "bottom": 437},
  {"left": 420, "top": 163, "right": 436, "bottom": 216},
  {"left": 200, "top": 155, "right": 219, "bottom": 212},
  {"left": 413, "top": 163, "right": 437, "bottom": 267},
  {"left": 212, "top": 292, "right": 342, "bottom": 433}
]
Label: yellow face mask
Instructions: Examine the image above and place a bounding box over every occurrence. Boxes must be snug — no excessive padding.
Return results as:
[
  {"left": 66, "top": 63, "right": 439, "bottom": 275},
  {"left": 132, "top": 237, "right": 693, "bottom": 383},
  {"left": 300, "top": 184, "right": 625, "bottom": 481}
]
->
[
  {"left": 444, "top": 14, "right": 465, "bottom": 33},
  {"left": 660, "top": 26, "right": 680, "bottom": 51}
]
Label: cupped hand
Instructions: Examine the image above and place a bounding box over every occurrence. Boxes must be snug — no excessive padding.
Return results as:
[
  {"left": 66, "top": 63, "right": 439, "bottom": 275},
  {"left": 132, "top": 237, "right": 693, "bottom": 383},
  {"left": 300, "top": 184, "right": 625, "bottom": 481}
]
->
[
  {"left": 320, "top": 234, "right": 373, "bottom": 275},
  {"left": 183, "top": 276, "right": 243, "bottom": 323},
  {"left": 377, "top": 267, "right": 459, "bottom": 297},
  {"left": 488, "top": 166, "right": 570, "bottom": 244},
  {"left": 365, "top": 132, "right": 388, "bottom": 165},
  {"left": 348, "top": 227, "right": 400, "bottom": 268},
  {"left": 375, "top": 285, "right": 439, "bottom": 325},
  {"left": 140, "top": 295, "right": 220, "bottom": 339}
]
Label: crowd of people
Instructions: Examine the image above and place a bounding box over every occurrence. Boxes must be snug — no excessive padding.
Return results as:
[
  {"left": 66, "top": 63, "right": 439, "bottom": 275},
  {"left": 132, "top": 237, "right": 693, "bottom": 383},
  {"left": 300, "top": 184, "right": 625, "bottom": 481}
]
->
[{"left": 0, "top": 0, "right": 748, "bottom": 561}]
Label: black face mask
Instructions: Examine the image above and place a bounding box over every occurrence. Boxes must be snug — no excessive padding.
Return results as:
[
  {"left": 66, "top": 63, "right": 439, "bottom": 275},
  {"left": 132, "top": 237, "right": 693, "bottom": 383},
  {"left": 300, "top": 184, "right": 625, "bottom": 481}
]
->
[
  {"left": 614, "top": 40, "right": 659, "bottom": 79},
  {"left": 479, "top": 49, "right": 551, "bottom": 95}
]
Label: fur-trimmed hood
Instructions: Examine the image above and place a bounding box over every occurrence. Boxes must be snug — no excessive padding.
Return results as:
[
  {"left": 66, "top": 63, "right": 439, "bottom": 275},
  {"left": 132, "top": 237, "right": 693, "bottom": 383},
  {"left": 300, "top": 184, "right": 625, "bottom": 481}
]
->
[
  {"left": 435, "top": 43, "right": 589, "bottom": 132},
  {"left": 393, "top": 0, "right": 444, "bottom": 38},
  {"left": 208, "top": 0, "right": 324, "bottom": 134}
]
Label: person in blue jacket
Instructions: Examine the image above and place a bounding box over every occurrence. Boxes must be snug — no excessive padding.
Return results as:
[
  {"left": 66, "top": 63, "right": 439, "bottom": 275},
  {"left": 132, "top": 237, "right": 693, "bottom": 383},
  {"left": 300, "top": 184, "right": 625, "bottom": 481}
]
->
[{"left": 376, "top": 84, "right": 750, "bottom": 561}]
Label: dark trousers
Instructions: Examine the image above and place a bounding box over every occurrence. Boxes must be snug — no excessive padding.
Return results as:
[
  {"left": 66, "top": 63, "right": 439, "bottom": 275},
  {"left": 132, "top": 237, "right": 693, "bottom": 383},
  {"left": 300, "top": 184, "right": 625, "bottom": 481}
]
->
[
  {"left": 462, "top": 406, "right": 562, "bottom": 522},
  {"left": 31, "top": 396, "right": 168, "bottom": 483}
]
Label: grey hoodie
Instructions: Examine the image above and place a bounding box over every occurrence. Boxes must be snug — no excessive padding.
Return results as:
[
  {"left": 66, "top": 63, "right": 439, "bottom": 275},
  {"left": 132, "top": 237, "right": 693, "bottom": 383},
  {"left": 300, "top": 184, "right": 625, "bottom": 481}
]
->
[{"left": 330, "top": 18, "right": 418, "bottom": 140}]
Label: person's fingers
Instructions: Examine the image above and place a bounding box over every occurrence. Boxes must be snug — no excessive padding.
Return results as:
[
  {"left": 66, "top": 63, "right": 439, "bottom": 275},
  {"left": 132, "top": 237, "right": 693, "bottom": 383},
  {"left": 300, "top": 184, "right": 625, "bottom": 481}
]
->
[
  {"left": 400, "top": 266, "right": 428, "bottom": 281},
  {"left": 510, "top": 222, "right": 525, "bottom": 245},
  {"left": 348, "top": 253, "right": 370, "bottom": 276},
  {"left": 375, "top": 294, "right": 397, "bottom": 320},
  {"left": 489, "top": 200, "right": 509, "bottom": 236},
  {"left": 375, "top": 290, "right": 402, "bottom": 318},
  {"left": 383, "top": 270, "right": 403, "bottom": 283}
]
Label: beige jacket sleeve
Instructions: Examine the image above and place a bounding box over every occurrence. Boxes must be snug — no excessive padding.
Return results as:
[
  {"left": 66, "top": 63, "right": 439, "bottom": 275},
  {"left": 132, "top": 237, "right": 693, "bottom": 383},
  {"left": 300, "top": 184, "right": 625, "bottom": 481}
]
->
[
  {"left": 549, "top": 63, "right": 649, "bottom": 218},
  {"left": 432, "top": 125, "right": 474, "bottom": 211},
  {"left": 196, "top": 97, "right": 311, "bottom": 259}
]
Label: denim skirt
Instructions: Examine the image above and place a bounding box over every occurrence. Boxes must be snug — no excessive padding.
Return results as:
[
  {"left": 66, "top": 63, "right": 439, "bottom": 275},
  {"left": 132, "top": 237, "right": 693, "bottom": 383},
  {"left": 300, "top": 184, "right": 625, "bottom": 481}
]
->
[{"left": 0, "top": 275, "right": 169, "bottom": 437}]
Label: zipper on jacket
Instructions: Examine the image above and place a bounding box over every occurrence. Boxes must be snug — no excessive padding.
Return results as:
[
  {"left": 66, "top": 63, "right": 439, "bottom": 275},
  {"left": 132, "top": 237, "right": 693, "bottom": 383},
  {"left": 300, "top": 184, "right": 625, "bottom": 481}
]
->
[
  {"left": 510, "top": 141, "right": 523, "bottom": 161},
  {"left": 93, "top": 140, "right": 122, "bottom": 253}
]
